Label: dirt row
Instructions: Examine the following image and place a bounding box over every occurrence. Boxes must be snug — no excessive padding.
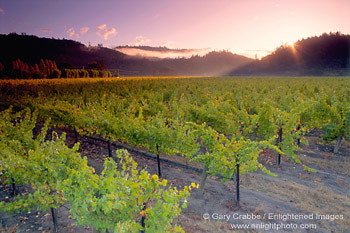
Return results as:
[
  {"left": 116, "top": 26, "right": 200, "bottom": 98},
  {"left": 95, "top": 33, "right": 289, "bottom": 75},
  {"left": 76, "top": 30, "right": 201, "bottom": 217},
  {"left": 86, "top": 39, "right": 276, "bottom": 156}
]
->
[{"left": 1, "top": 128, "right": 349, "bottom": 232}]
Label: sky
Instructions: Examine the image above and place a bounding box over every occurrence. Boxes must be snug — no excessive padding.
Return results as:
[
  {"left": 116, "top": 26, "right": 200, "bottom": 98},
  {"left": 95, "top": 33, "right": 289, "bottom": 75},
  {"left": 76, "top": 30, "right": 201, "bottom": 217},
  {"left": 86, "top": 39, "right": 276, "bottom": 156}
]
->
[{"left": 0, "top": 0, "right": 349, "bottom": 58}]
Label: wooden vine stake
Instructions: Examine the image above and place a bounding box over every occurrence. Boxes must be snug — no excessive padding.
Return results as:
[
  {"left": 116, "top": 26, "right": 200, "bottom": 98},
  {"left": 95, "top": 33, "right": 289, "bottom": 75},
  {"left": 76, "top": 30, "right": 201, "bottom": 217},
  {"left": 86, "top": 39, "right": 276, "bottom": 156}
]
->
[
  {"left": 51, "top": 207, "right": 58, "bottom": 232},
  {"left": 296, "top": 124, "right": 301, "bottom": 146},
  {"left": 276, "top": 127, "right": 283, "bottom": 166},
  {"left": 235, "top": 155, "right": 240, "bottom": 207},
  {"left": 334, "top": 134, "right": 343, "bottom": 153},
  {"left": 11, "top": 178, "right": 17, "bottom": 196},
  {"left": 107, "top": 139, "right": 112, "bottom": 158},
  {"left": 74, "top": 127, "right": 79, "bottom": 144},
  {"left": 198, "top": 165, "right": 208, "bottom": 197},
  {"left": 156, "top": 144, "right": 162, "bottom": 178},
  {"left": 140, "top": 203, "right": 147, "bottom": 233}
]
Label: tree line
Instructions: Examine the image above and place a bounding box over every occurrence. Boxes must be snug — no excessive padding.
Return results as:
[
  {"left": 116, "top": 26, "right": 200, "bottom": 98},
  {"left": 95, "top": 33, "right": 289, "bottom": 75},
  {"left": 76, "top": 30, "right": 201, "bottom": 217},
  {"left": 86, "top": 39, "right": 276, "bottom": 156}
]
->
[
  {"left": 0, "top": 59, "right": 118, "bottom": 79},
  {"left": 230, "top": 32, "right": 350, "bottom": 76}
]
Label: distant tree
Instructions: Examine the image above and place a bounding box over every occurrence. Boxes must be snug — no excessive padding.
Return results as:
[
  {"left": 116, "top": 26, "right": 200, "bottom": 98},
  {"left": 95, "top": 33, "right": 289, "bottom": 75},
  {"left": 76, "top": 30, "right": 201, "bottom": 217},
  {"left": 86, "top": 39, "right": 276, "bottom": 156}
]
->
[
  {"left": 79, "top": 70, "right": 89, "bottom": 78},
  {"left": 53, "top": 61, "right": 58, "bottom": 70},
  {"left": 113, "top": 70, "right": 120, "bottom": 77},
  {"left": 11, "top": 59, "right": 31, "bottom": 78},
  {"left": 87, "top": 61, "right": 107, "bottom": 70},
  {"left": 1, "top": 58, "right": 63, "bottom": 79},
  {"left": 46, "top": 60, "right": 53, "bottom": 73},
  {"left": 88, "top": 69, "right": 100, "bottom": 78},
  {"left": 100, "top": 70, "right": 112, "bottom": 78},
  {"left": 32, "top": 64, "right": 41, "bottom": 78},
  {"left": 40, "top": 59, "right": 47, "bottom": 78},
  {"left": 51, "top": 69, "right": 61, "bottom": 79}
]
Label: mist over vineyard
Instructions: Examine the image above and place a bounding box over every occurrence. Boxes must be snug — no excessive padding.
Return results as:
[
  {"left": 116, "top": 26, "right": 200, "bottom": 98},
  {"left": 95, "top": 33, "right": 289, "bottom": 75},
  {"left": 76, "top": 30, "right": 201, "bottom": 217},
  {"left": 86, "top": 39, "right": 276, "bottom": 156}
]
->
[{"left": 0, "top": 32, "right": 349, "bottom": 77}]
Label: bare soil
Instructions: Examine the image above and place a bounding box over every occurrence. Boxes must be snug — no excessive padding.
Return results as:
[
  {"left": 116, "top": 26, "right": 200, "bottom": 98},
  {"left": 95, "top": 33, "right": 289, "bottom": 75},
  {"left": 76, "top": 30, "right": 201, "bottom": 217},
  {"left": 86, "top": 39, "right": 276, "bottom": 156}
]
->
[{"left": 1, "top": 129, "right": 349, "bottom": 233}]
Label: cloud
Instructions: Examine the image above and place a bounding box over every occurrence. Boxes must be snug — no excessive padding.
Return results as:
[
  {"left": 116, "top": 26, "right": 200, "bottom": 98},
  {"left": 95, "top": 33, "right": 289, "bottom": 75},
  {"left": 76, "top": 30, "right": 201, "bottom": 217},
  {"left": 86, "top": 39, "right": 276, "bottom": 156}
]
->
[
  {"left": 103, "top": 28, "right": 117, "bottom": 40},
  {"left": 96, "top": 24, "right": 117, "bottom": 40},
  {"left": 128, "top": 36, "right": 151, "bottom": 46},
  {"left": 274, "top": 3, "right": 280, "bottom": 7},
  {"left": 41, "top": 28, "right": 54, "bottom": 33},
  {"left": 66, "top": 27, "right": 75, "bottom": 38},
  {"left": 65, "top": 26, "right": 88, "bottom": 39},
  {"left": 80, "top": 27, "right": 89, "bottom": 35},
  {"left": 96, "top": 24, "right": 107, "bottom": 35},
  {"left": 0, "top": 8, "right": 4, "bottom": 14}
]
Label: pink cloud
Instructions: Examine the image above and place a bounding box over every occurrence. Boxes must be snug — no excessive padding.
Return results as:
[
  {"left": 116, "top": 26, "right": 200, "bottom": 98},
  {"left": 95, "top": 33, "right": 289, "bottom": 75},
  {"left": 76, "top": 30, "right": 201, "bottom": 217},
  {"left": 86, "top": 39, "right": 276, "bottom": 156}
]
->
[
  {"left": 96, "top": 24, "right": 117, "bottom": 40},
  {"left": 80, "top": 27, "right": 89, "bottom": 35},
  {"left": 128, "top": 36, "right": 151, "bottom": 46},
  {"left": 41, "top": 28, "right": 54, "bottom": 33},
  {"left": 0, "top": 8, "right": 4, "bottom": 14},
  {"left": 96, "top": 24, "right": 107, "bottom": 35},
  {"left": 66, "top": 27, "right": 75, "bottom": 38},
  {"left": 103, "top": 28, "right": 117, "bottom": 40}
]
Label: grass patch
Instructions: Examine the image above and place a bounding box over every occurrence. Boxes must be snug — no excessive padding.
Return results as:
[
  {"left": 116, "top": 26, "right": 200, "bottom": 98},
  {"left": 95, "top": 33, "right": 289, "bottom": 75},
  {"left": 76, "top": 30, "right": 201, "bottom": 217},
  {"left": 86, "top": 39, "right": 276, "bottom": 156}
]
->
[
  {"left": 241, "top": 173, "right": 350, "bottom": 232},
  {"left": 300, "top": 156, "right": 350, "bottom": 176}
]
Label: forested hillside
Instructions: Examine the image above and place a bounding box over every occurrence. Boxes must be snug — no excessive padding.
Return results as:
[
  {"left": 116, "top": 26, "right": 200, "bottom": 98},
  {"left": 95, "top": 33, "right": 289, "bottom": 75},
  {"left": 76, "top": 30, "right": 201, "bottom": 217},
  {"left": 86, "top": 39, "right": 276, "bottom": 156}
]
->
[
  {"left": 0, "top": 34, "right": 251, "bottom": 77},
  {"left": 229, "top": 33, "right": 350, "bottom": 76}
]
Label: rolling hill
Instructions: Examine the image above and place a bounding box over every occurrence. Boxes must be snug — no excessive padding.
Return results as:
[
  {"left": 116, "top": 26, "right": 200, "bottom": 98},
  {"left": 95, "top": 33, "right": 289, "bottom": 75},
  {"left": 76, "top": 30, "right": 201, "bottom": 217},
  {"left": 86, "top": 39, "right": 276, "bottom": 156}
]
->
[
  {"left": 228, "top": 32, "right": 350, "bottom": 76},
  {"left": 0, "top": 34, "right": 252, "bottom": 76}
]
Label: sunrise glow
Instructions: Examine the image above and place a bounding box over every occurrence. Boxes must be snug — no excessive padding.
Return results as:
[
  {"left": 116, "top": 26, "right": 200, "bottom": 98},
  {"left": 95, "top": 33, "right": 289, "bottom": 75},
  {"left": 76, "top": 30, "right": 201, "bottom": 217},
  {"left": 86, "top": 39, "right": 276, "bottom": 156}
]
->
[{"left": 0, "top": 0, "right": 349, "bottom": 58}]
